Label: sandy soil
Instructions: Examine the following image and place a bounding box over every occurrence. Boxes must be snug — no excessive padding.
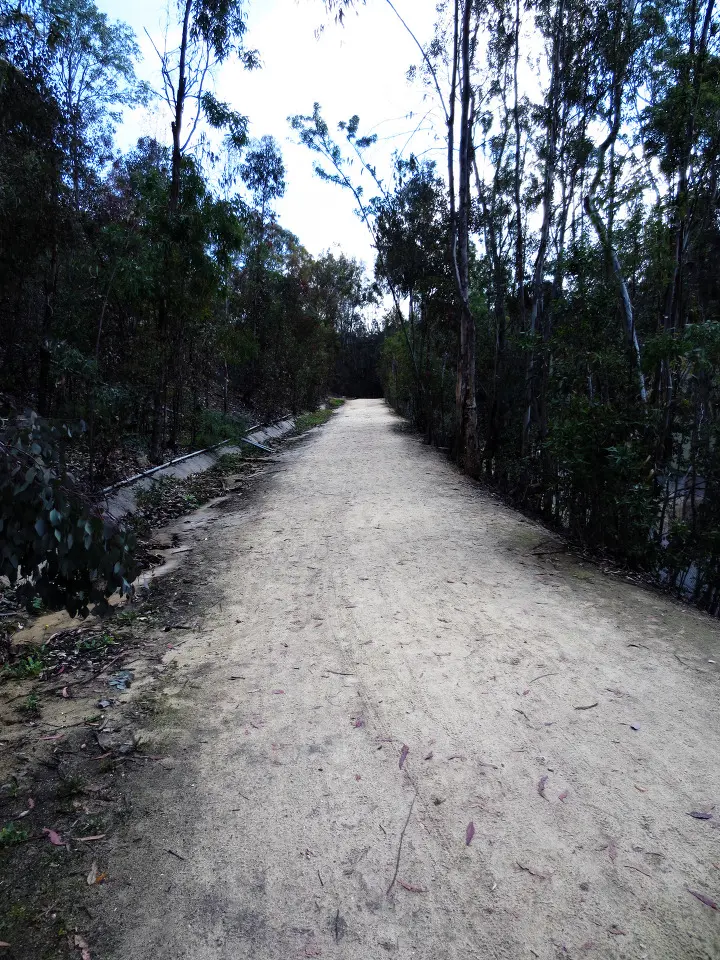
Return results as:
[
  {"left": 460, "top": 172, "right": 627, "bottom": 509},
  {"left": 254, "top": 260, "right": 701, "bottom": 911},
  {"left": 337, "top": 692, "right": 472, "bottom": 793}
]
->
[{"left": 104, "top": 399, "right": 720, "bottom": 960}]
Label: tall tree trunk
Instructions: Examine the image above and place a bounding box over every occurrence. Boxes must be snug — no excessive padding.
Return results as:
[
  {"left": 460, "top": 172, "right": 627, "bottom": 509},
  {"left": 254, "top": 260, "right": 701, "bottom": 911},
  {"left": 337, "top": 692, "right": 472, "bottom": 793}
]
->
[
  {"left": 584, "top": 74, "right": 647, "bottom": 403},
  {"left": 522, "top": 0, "right": 564, "bottom": 456},
  {"left": 454, "top": 0, "right": 479, "bottom": 474},
  {"left": 513, "top": 0, "right": 525, "bottom": 327},
  {"left": 664, "top": 0, "right": 714, "bottom": 333},
  {"left": 37, "top": 244, "right": 59, "bottom": 416},
  {"left": 170, "top": 0, "right": 193, "bottom": 214}
]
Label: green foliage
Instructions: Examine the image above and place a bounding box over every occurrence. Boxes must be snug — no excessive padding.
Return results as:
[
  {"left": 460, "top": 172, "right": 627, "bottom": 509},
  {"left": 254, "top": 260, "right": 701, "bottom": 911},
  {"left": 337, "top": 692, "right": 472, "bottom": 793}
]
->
[
  {"left": 295, "top": 408, "right": 336, "bottom": 432},
  {"left": 20, "top": 693, "right": 40, "bottom": 714},
  {"left": 0, "top": 414, "right": 138, "bottom": 616},
  {"left": 76, "top": 632, "right": 117, "bottom": 654},
  {"left": 2, "top": 653, "right": 46, "bottom": 681},
  {"left": 191, "top": 409, "right": 248, "bottom": 450},
  {"left": 0, "top": 823, "right": 29, "bottom": 848}
]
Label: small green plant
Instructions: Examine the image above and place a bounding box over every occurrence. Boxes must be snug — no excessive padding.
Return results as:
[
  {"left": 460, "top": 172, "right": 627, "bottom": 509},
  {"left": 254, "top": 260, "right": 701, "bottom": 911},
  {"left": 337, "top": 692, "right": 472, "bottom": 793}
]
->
[
  {"left": 113, "top": 610, "right": 138, "bottom": 626},
  {"left": 56, "top": 774, "right": 84, "bottom": 799},
  {"left": 76, "top": 632, "right": 117, "bottom": 654},
  {"left": 20, "top": 693, "right": 40, "bottom": 714},
  {"left": 0, "top": 823, "right": 29, "bottom": 848},
  {"left": 295, "top": 408, "right": 335, "bottom": 432},
  {"left": 182, "top": 493, "right": 199, "bottom": 508},
  {"left": 2, "top": 652, "right": 46, "bottom": 681},
  {"left": 328, "top": 397, "right": 345, "bottom": 408}
]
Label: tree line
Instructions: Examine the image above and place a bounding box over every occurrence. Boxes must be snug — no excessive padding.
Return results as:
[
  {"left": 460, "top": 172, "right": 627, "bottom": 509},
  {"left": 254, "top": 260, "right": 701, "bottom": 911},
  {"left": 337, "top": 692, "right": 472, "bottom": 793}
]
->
[
  {"left": 0, "top": 0, "right": 378, "bottom": 485},
  {"left": 0, "top": 0, "right": 383, "bottom": 615},
  {"left": 313, "top": 0, "right": 720, "bottom": 612}
]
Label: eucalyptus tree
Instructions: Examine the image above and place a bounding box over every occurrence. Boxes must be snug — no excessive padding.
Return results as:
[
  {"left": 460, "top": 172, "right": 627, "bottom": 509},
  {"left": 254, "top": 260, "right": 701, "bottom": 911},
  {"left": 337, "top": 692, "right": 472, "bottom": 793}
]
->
[{"left": 150, "top": 0, "right": 258, "bottom": 213}]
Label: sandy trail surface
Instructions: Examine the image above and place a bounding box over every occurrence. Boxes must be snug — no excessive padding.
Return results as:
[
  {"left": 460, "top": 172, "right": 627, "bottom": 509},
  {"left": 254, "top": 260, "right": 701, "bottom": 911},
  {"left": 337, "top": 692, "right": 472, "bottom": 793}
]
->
[{"left": 109, "top": 399, "right": 720, "bottom": 959}]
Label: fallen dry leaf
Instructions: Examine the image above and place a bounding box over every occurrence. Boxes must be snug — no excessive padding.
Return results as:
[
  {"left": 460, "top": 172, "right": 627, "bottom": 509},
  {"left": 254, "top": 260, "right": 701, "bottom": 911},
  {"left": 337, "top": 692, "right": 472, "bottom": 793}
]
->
[
  {"left": 538, "top": 775, "right": 549, "bottom": 799},
  {"left": 689, "top": 811, "right": 713, "bottom": 820},
  {"left": 87, "top": 862, "right": 99, "bottom": 886},
  {"left": 78, "top": 834, "right": 106, "bottom": 842},
  {"left": 558, "top": 789, "right": 569, "bottom": 802},
  {"left": 397, "top": 879, "right": 427, "bottom": 893},
  {"left": 0, "top": 943, "right": 10, "bottom": 949},
  {"left": 608, "top": 841, "right": 618, "bottom": 863},
  {"left": 688, "top": 889, "right": 718, "bottom": 910},
  {"left": 43, "top": 827, "right": 64, "bottom": 846},
  {"left": 466, "top": 821, "right": 475, "bottom": 846},
  {"left": 399, "top": 744, "right": 409, "bottom": 769}
]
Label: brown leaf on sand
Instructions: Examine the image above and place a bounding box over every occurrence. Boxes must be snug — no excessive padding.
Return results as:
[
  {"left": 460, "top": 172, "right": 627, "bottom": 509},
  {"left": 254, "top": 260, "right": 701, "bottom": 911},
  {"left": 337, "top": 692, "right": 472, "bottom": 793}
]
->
[
  {"left": 399, "top": 744, "right": 409, "bottom": 769},
  {"left": 558, "top": 789, "right": 569, "bottom": 802},
  {"left": 397, "top": 879, "right": 427, "bottom": 893},
  {"left": 466, "top": 821, "right": 475, "bottom": 846},
  {"left": 688, "top": 811, "right": 713, "bottom": 820},
  {"left": 43, "top": 827, "right": 64, "bottom": 846},
  {"left": 608, "top": 841, "right": 618, "bottom": 863},
  {"left": 538, "top": 775, "right": 549, "bottom": 799},
  {"left": 688, "top": 889, "right": 718, "bottom": 910}
]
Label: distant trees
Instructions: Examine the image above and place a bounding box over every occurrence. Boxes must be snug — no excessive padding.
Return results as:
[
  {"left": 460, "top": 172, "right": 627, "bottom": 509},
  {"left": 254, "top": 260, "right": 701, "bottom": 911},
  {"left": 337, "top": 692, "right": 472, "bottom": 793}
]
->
[
  {"left": 310, "top": 0, "right": 720, "bottom": 610},
  {"left": 0, "top": 0, "right": 375, "bottom": 481}
]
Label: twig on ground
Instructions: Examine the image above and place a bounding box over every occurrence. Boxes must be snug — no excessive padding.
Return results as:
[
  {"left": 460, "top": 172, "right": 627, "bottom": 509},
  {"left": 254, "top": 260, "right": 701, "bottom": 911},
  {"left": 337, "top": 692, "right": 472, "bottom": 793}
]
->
[{"left": 386, "top": 792, "right": 418, "bottom": 895}]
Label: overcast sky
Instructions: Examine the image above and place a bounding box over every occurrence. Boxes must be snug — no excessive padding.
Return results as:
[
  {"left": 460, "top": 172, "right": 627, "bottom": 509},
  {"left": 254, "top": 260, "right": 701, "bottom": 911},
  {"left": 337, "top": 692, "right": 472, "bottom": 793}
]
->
[{"left": 100, "top": 0, "right": 443, "bottom": 273}]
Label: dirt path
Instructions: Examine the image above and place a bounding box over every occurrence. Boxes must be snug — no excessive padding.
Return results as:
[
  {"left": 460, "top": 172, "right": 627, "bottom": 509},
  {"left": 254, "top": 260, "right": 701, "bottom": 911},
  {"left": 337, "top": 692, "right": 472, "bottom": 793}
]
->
[{"left": 107, "top": 399, "right": 720, "bottom": 959}]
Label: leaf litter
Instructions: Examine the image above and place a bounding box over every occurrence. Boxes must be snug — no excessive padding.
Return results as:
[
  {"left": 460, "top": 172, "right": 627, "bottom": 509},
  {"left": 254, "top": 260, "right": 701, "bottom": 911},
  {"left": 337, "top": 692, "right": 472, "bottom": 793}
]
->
[
  {"left": 688, "top": 889, "right": 717, "bottom": 910},
  {"left": 397, "top": 879, "right": 427, "bottom": 893}
]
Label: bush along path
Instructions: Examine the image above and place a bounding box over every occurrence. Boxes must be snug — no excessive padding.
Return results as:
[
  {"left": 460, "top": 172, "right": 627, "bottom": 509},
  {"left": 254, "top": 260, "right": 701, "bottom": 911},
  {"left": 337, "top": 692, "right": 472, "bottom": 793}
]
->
[{"left": 1, "top": 399, "right": 714, "bottom": 960}]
